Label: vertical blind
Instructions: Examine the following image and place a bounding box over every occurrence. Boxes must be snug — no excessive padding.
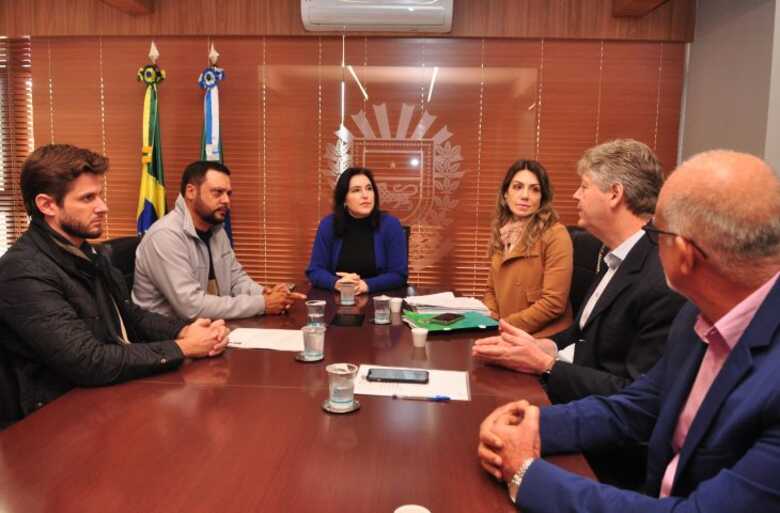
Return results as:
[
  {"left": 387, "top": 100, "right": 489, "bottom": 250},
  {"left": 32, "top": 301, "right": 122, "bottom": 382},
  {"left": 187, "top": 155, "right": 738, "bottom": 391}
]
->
[
  {"left": 16, "top": 36, "right": 683, "bottom": 295},
  {"left": 0, "top": 38, "right": 33, "bottom": 258}
]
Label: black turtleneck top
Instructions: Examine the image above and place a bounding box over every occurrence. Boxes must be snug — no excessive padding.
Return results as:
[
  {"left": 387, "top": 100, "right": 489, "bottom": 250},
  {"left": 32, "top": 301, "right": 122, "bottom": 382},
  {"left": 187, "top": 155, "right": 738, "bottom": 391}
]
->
[{"left": 336, "top": 215, "right": 377, "bottom": 278}]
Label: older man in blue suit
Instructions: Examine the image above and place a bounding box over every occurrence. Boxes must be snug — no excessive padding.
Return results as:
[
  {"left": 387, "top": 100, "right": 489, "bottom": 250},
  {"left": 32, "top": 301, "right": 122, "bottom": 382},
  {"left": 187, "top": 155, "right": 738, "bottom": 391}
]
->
[{"left": 477, "top": 149, "right": 780, "bottom": 512}]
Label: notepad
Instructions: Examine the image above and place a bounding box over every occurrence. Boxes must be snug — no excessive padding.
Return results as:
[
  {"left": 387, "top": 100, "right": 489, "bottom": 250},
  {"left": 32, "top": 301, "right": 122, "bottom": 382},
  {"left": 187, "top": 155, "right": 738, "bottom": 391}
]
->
[{"left": 227, "top": 328, "right": 304, "bottom": 351}]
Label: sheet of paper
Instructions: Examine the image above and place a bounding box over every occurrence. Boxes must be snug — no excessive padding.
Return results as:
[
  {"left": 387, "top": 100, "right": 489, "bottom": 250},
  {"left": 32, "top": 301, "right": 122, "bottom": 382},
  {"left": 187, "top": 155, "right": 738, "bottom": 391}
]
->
[
  {"left": 354, "top": 364, "right": 471, "bottom": 401},
  {"left": 227, "top": 328, "right": 304, "bottom": 352}
]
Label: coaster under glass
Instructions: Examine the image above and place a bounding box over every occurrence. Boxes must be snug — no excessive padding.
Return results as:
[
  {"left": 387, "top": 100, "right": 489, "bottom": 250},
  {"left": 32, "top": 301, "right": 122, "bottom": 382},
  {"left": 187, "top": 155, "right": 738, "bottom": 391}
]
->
[
  {"left": 321, "top": 398, "right": 361, "bottom": 414},
  {"left": 295, "top": 351, "right": 325, "bottom": 363},
  {"left": 295, "top": 352, "right": 324, "bottom": 363}
]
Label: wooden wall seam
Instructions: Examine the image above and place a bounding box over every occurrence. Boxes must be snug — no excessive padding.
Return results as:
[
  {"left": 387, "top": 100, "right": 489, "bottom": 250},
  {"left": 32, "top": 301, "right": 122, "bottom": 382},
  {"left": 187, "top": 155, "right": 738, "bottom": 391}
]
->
[{"left": 2, "top": 0, "right": 696, "bottom": 42}]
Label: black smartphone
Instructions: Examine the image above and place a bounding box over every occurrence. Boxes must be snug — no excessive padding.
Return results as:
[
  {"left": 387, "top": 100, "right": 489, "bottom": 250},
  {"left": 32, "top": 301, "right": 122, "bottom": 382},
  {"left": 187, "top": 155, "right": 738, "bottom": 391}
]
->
[
  {"left": 366, "top": 368, "right": 430, "bottom": 384},
  {"left": 430, "top": 313, "right": 464, "bottom": 325}
]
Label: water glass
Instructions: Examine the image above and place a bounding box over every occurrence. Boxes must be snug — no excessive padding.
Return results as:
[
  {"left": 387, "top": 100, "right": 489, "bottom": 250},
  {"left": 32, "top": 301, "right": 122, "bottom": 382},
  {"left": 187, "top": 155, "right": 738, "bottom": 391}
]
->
[
  {"left": 373, "top": 296, "right": 391, "bottom": 324},
  {"left": 340, "top": 282, "right": 356, "bottom": 306},
  {"left": 302, "top": 325, "right": 326, "bottom": 359},
  {"left": 326, "top": 363, "right": 358, "bottom": 411},
  {"left": 305, "top": 300, "right": 326, "bottom": 326}
]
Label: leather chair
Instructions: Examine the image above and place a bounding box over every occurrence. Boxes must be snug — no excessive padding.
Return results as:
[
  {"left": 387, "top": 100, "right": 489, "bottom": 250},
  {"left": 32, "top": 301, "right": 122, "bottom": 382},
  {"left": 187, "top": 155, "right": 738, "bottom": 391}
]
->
[
  {"left": 566, "top": 226, "right": 603, "bottom": 316},
  {"left": 95, "top": 235, "right": 142, "bottom": 291},
  {"left": 0, "top": 346, "right": 22, "bottom": 430},
  {"left": 403, "top": 225, "right": 411, "bottom": 285}
]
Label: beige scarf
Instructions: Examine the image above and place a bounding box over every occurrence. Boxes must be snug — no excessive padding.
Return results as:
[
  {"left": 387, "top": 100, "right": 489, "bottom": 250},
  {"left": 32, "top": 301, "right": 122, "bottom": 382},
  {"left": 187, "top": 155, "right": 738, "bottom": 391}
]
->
[{"left": 499, "top": 220, "right": 528, "bottom": 254}]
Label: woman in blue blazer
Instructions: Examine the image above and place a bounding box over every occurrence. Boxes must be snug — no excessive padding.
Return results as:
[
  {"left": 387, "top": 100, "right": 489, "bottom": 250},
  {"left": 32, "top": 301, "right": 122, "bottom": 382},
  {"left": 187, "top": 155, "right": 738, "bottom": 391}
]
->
[{"left": 306, "top": 167, "right": 408, "bottom": 294}]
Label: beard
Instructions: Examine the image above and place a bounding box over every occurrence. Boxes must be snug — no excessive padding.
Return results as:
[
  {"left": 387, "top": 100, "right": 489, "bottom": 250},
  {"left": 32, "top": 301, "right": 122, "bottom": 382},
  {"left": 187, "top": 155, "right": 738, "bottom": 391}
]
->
[
  {"left": 60, "top": 213, "right": 103, "bottom": 240},
  {"left": 194, "top": 196, "right": 228, "bottom": 227}
]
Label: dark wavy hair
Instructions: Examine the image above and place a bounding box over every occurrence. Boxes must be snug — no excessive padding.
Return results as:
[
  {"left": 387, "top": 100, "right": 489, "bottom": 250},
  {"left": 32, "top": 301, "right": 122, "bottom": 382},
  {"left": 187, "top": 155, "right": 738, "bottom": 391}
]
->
[
  {"left": 333, "top": 167, "right": 381, "bottom": 237},
  {"left": 21, "top": 144, "right": 108, "bottom": 218},
  {"left": 489, "top": 159, "right": 559, "bottom": 256}
]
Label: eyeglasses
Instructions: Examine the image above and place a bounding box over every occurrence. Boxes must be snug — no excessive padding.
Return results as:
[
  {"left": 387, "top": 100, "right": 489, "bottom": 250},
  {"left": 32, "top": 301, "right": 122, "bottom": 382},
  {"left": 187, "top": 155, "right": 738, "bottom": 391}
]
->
[{"left": 643, "top": 220, "right": 708, "bottom": 259}]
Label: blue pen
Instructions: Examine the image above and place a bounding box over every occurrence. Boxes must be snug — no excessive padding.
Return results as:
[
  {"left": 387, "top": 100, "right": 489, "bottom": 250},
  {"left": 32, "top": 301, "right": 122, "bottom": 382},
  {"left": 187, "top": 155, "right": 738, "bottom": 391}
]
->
[{"left": 392, "top": 394, "right": 450, "bottom": 402}]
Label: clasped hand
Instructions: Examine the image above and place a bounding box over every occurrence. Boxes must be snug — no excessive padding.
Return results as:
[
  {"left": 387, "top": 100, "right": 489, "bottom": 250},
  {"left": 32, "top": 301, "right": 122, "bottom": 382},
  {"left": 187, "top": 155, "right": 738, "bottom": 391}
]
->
[
  {"left": 472, "top": 319, "right": 556, "bottom": 375},
  {"left": 477, "top": 400, "right": 541, "bottom": 482},
  {"left": 334, "top": 272, "right": 369, "bottom": 295},
  {"left": 263, "top": 283, "right": 307, "bottom": 315},
  {"left": 177, "top": 318, "right": 230, "bottom": 358}
]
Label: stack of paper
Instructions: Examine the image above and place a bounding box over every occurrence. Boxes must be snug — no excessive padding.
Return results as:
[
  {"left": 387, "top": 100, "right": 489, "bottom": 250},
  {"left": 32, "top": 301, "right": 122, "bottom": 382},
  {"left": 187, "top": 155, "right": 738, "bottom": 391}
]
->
[{"left": 404, "top": 291, "right": 490, "bottom": 315}]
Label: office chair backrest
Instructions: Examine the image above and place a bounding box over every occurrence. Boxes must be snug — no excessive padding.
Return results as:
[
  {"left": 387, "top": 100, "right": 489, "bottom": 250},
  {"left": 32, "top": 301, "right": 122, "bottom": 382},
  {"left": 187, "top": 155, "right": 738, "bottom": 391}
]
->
[
  {"left": 566, "top": 226, "right": 603, "bottom": 316},
  {"left": 95, "top": 236, "right": 142, "bottom": 291},
  {"left": 0, "top": 345, "right": 22, "bottom": 430}
]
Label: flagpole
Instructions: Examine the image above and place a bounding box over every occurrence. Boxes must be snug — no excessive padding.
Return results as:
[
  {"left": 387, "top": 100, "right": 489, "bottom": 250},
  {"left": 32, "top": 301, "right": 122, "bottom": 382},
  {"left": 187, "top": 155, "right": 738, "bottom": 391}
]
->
[{"left": 198, "top": 43, "right": 233, "bottom": 244}]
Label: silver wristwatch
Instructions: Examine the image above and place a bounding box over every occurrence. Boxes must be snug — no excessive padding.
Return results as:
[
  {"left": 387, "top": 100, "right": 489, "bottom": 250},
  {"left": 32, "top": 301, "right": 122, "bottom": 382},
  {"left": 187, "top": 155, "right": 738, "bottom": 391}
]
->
[{"left": 507, "top": 458, "right": 535, "bottom": 504}]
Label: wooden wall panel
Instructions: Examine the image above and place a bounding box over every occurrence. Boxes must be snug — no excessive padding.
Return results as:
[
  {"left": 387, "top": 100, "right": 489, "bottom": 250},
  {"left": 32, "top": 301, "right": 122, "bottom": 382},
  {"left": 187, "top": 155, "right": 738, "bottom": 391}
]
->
[
  {"left": 101, "top": 38, "right": 150, "bottom": 238},
  {"left": 537, "top": 41, "right": 603, "bottom": 226},
  {"left": 262, "top": 37, "right": 326, "bottom": 284},
  {"left": 30, "top": 38, "right": 52, "bottom": 148},
  {"left": 31, "top": 38, "right": 103, "bottom": 151},
  {"left": 21, "top": 36, "right": 686, "bottom": 295},
  {"left": 598, "top": 42, "right": 661, "bottom": 146},
  {"left": 655, "top": 43, "right": 685, "bottom": 173},
  {"left": 2, "top": 0, "right": 696, "bottom": 42}
]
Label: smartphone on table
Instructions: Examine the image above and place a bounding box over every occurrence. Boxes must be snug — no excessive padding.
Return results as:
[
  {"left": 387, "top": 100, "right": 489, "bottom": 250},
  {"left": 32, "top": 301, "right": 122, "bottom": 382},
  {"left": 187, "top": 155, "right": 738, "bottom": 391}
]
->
[
  {"left": 429, "top": 313, "right": 464, "bottom": 325},
  {"left": 366, "top": 368, "right": 430, "bottom": 384}
]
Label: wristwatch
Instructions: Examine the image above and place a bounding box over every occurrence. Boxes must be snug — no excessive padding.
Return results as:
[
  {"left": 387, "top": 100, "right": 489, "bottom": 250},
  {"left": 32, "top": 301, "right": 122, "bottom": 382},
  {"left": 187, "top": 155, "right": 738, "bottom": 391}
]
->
[
  {"left": 507, "top": 458, "right": 535, "bottom": 504},
  {"left": 539, "top": 359, "right": 555, "bottom": 386}
]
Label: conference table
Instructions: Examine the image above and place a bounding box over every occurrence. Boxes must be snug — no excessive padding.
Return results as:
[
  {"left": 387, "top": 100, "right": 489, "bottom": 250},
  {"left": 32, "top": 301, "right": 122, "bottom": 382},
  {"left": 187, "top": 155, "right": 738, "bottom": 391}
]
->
[{"left": 0, "top": 287, "right": 594, "bottom": 513}]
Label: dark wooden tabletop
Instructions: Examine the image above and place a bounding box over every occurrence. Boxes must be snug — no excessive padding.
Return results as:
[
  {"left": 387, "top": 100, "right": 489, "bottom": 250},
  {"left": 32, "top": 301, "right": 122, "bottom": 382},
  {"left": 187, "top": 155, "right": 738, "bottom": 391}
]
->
[{"left": 0, "top": 287, "right": 594, "bottom": 513}]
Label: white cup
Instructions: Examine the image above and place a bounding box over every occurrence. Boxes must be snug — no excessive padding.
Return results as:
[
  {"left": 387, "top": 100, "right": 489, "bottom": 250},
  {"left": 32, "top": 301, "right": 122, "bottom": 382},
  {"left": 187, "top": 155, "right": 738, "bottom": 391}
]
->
[
  {"left": 411, "top": 327, "right": 428, "bottom": 348},
  {"left": 389, "top": 297, "right": 403, "bottom": 313},
  {"left": 394, "top": 506, "right": 431, "bottom": 513}
]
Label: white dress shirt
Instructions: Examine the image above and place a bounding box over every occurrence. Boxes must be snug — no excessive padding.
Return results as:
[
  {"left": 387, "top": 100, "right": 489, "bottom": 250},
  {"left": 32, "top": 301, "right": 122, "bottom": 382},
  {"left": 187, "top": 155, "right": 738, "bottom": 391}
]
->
[{"left": 558, "top": 229, "right": 647, "bottom": 364}]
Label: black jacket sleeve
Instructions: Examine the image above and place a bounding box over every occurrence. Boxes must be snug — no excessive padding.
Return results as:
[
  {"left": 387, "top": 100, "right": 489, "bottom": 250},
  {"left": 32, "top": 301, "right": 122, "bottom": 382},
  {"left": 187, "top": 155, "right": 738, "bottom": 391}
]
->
[{"left": 0, "top": 266, "right": 184, "bottom": 388}]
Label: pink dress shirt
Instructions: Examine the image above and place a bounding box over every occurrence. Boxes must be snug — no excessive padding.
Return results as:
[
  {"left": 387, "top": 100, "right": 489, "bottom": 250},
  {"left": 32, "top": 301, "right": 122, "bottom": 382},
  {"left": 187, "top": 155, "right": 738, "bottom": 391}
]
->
[{"left": 659, "top": 272, "right": 780, "bottom": 497}]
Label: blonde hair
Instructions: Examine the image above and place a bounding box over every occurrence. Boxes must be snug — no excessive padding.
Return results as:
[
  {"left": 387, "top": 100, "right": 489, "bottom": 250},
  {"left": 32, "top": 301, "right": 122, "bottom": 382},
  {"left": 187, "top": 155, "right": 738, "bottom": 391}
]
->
[{"left": 577, "top": 139, "right": 664, "bottom": 216}]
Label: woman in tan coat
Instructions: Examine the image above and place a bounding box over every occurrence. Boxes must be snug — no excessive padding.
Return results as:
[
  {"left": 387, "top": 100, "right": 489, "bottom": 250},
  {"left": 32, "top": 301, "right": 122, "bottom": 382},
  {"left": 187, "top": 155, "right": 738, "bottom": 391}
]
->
[{"left": 483, "top": 159, "right": 573, "bottom": 337}]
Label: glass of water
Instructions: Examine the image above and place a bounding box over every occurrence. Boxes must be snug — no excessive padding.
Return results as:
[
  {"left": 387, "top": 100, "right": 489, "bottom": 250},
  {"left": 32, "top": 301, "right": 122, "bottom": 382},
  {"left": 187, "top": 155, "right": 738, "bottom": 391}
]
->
[
  {"left": 339, "top": 282, "right": 356, "bottom": 306},
  {"left": 373, "top": 295, "right": 391, "bottom": 324},
  {"left": 305, "top": 300, "right": 326, "bottom": 326},
  {"left": 326, "top": 363, "right": 358, "bottom": 411},
  {"left": 301, "top": 325, "right": 326, "bottom": 360}
]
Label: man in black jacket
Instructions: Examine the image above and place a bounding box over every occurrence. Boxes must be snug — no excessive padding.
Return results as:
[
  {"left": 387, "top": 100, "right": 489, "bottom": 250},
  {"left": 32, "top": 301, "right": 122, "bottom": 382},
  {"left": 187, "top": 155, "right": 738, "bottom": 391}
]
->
[
  {"left": 473, "top": 139, "right": 685, "bottom": 487},
  {"left": 0, "top": 144, "right": 229, "bottom": 424}
]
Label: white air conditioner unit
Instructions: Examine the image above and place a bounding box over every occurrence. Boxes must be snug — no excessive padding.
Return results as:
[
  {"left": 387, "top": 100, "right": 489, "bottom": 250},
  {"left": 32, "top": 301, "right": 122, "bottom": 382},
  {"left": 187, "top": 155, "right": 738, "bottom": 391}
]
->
[{"left": 301, "top": 0, "right": 454, "bottom": 33}]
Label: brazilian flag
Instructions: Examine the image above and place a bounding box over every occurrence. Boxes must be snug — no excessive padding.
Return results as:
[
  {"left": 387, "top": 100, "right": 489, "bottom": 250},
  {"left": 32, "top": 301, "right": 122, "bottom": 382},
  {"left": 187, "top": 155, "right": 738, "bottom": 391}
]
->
[{"left": 136, "top": 63, "right": 166, "bottom": 234}]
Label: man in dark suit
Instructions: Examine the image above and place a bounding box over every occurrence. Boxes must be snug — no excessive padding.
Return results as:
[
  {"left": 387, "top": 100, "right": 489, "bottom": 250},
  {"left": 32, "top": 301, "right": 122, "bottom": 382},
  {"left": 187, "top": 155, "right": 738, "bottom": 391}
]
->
[{"left": 478, "top": 150, "right": 780, "bottom": 512}]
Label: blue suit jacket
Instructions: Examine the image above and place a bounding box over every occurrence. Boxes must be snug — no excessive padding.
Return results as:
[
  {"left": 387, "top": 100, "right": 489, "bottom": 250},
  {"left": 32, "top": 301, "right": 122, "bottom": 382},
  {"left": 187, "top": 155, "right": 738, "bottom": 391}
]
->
[
  {"left": 305, "top": 213, "right": 408, "bottom": 293},
  {"left": 517, "top": 277, "right": 780, "bottom": 512}
]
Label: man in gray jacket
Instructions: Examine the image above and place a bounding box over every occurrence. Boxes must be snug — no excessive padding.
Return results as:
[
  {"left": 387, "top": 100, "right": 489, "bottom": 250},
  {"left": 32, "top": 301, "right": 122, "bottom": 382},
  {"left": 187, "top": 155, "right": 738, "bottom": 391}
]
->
[{"left": 133, "top": 161, "right": 305, "bottom": 321}]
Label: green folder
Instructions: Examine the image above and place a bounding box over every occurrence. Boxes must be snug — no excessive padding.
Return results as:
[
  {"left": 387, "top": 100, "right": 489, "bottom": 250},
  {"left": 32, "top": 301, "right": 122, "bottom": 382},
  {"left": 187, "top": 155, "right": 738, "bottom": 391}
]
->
[{"left": 402, "top": 311, "right": 499, "bottom": 333}]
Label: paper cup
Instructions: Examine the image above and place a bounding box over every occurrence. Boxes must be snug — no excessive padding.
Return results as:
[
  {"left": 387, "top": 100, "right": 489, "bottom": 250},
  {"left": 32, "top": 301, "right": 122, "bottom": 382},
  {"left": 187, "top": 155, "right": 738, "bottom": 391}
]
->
[{"left": 411, "top": 327, "right": 428, "bottom": 348}]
